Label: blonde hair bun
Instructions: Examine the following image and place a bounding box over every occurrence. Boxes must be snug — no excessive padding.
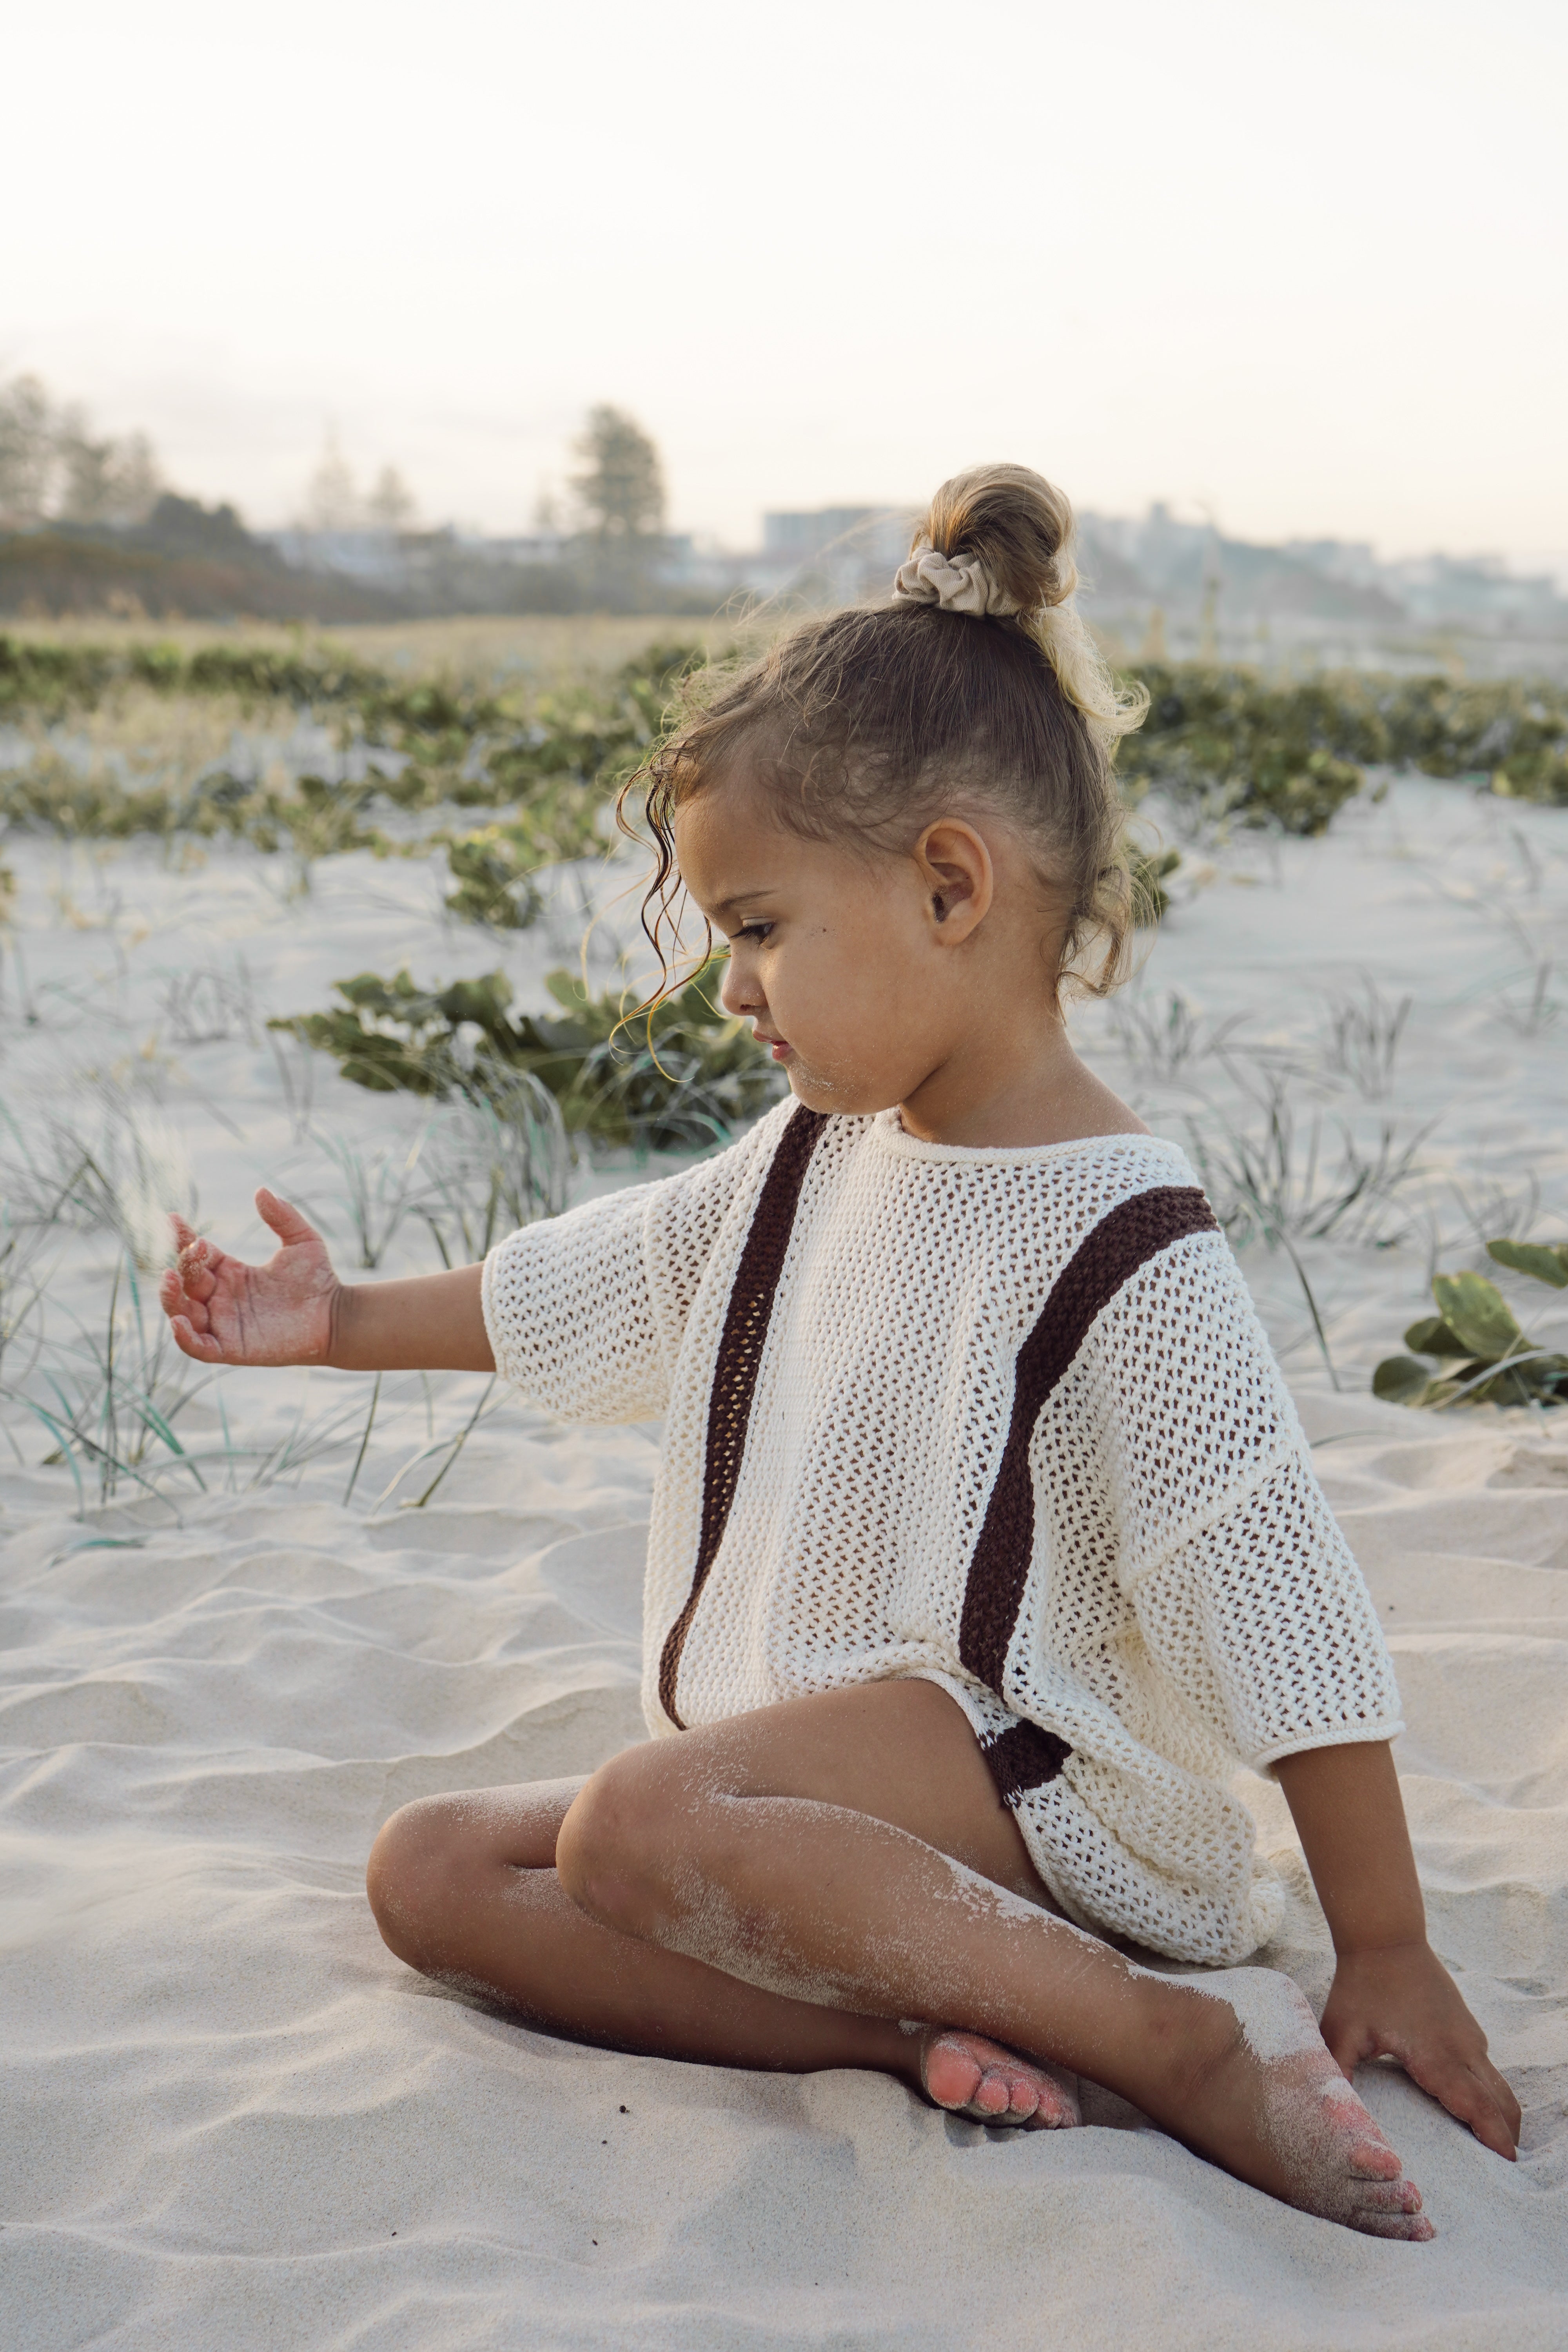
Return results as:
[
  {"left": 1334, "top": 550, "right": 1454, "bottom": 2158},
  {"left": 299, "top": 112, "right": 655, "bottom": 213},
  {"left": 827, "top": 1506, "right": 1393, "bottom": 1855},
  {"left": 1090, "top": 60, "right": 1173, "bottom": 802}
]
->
[{"left": 911, "top": 464, "right": 1149, "bottom": 749}]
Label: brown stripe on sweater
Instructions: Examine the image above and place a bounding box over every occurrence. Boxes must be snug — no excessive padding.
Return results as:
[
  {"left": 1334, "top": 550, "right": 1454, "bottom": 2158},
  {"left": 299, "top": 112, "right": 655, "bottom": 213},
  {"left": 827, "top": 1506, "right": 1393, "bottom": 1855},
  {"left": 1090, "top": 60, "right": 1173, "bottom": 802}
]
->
[
  {"left": 981, "top": 1718, "right": 1072, "bottom": 1808},
  {"left": 657, "top": 1103, "right": 828, "bottom": 1727},
  {"left": 958, "top": 1184, "right": 1219, "bottom": 1695}
]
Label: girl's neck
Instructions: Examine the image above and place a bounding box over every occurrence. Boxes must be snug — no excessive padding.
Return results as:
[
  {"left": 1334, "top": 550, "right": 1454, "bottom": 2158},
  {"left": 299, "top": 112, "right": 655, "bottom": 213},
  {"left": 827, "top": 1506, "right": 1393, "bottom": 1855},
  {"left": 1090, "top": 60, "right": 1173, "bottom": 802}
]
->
[{"left": 893, "top": 1021, "right": 1148, "bottom": 1151}]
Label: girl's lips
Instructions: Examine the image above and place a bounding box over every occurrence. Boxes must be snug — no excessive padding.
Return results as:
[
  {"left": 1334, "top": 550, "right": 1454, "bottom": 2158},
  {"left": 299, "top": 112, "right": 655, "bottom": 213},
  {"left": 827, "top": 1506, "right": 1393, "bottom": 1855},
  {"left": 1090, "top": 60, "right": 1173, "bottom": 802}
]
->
[{"left": 769, "top": 1040, "right": 793, "bottom": 1062}]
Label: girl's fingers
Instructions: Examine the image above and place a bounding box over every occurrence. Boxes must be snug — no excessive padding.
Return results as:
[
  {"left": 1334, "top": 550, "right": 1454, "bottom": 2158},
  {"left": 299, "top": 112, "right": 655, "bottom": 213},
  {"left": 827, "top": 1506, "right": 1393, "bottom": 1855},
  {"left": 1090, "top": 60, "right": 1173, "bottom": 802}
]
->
[
  {"left": 1477, "top": 2055, "right": 1523, "bottom": 2148},
  {"left": 176, "top": 1251, "right": 217, "bottom": 1305},
  {"left": 1330, "top": 2011, "right": 1521, "bottom": 2161},
  {"left": 1466, "top": 2083, "right": 1518, "bottom": 2162},
  {"left": 1322, "top": 2022, "right": 1364, "bottom": 2082},
  {"left": 170, "top": 1227, "right": 218, "bottom": 1296},
  {"left": 169, "top": 1314, "right": 223, "bottom": 1363},
  {"left": 256, "top": 1187, "right": 317, "bottom": 1250},
  {"left": 1491, "top": 2062, "right": 1524, "bottom": 2142},
  {"left": 1409, "top": 2051, "right": 1517, "bottom": 2160},
  {"left": 169, "top": 1212, "right": 198, "bottom": 1254},
  {"left": 159, "top": 1269, "right": 208, "bottom": 1325},
  {"left": 1464, "top": 2042, "right": 1523, "bottom": 2139}
]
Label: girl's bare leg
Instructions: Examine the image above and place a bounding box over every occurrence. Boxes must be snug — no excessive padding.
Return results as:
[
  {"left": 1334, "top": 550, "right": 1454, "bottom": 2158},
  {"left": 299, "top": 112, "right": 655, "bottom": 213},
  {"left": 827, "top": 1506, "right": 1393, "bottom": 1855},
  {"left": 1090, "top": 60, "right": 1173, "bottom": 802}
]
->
[
  {"left": 370, "top": 1680, "right": 1430, "bottom": 2234},
  {"left": 366, "top": 1707, "right": 1076, "bottom": 2125},
  {"left": 544, "top": 1682, "right": 1431, "bottom": 2239}
]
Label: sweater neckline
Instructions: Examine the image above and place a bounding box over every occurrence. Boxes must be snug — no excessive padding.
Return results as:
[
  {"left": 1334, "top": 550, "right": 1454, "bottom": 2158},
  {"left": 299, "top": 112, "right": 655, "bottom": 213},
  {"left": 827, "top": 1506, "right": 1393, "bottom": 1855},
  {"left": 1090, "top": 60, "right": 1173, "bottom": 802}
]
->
[{"left": 865, "top": 1108, "right": 1190, "bottom": 1171}]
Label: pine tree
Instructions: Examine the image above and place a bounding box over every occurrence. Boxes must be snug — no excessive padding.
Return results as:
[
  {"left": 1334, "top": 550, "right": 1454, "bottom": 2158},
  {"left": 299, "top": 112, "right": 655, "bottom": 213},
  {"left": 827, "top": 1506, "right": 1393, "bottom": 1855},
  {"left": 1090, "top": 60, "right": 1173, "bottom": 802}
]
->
[{"left": 570, "top": 407, "right": 665, "bottom": 543}]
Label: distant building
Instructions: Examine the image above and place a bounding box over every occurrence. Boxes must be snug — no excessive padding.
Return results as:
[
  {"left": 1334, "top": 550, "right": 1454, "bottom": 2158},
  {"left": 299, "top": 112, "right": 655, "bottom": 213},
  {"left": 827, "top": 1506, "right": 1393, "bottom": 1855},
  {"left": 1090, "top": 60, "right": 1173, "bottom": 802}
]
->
[
  {"left": 250, "top": 499, "right": 1568, "bottom": 674},
  {"left": 264, "top": 526, "right": 417, "bottom": 589},
  {"left": 751, "top": 506, "right": 916, "bottom": 602}
]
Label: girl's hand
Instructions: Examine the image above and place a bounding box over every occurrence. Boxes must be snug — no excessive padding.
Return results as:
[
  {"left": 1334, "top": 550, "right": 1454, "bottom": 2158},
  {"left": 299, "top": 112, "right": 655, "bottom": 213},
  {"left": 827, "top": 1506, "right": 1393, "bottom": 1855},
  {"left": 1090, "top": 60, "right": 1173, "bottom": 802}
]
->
[
  {"left": 1319, "top": 1939, "right": 1521, "bottom": 2161},
  {"left": 160, "top": 1189, "right": 341, "bottom": 1366}
]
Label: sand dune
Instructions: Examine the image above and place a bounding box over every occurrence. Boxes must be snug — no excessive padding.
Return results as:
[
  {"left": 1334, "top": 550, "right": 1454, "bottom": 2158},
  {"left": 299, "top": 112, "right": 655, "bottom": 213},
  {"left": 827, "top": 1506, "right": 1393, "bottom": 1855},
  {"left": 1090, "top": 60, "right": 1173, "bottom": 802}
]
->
[
  {"left": 3, "top": 773, "right": 1567, "bottom": 2343},
  {"left": 2, "top": 1390, "right": 1565, "bottom": 2349}
]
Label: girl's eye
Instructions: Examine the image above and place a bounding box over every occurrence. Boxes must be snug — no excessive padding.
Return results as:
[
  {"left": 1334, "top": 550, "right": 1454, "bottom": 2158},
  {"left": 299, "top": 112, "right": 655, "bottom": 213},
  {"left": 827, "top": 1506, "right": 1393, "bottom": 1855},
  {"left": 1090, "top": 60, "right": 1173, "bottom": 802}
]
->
[{"left": 736, "top": 921, "right": 774, "bottom": 943}]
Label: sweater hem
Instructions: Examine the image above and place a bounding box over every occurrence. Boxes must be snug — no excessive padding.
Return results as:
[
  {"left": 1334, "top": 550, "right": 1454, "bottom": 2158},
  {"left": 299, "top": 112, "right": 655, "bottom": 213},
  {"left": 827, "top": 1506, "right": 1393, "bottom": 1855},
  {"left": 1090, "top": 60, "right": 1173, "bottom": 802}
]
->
[
  {"left": 479, "top": 1243, "right": 515, "bottom": 1393},
  {"left": 1249, "top": 1715, "right": 1406, "bottom": 1777}
]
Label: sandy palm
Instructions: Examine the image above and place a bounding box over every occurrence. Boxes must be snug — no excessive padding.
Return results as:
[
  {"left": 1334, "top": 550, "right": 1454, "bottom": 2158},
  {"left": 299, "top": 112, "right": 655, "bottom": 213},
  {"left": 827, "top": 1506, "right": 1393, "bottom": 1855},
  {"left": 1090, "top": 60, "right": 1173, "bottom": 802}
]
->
[{"left": 159, "top": 1189, "right": 341, "bottom": 1366}]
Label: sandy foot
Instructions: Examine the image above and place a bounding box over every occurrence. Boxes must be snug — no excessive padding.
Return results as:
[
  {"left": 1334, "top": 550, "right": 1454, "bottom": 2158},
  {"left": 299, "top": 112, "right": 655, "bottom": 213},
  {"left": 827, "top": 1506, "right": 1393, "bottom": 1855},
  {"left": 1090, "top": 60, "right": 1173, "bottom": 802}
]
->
[
  {"left": 920, "top": 2029, "right": 1082, "bottom": 2128},
  {"left": 1171, "top": 1967, "right": 1434, "bottom": 2241}
]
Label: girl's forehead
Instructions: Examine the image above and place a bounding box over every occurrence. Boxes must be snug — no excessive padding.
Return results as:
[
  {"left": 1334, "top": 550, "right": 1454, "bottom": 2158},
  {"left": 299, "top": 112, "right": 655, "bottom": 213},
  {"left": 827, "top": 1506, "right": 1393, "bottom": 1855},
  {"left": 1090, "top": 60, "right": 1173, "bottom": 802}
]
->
[{"left": 674, "top": 780, "right": 796, "bottom": 890}]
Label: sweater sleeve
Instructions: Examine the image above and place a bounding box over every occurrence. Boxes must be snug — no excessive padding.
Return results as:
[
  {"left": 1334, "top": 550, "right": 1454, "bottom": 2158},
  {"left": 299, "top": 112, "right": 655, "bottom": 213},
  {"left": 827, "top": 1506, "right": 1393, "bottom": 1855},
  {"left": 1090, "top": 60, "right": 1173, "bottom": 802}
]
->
[
  {"left": 1084, "top": 1229, "right": 1404, "bottom": 1771},
  {"left": 479, "top": 1112, "right": 780, "bottom": 1425}
]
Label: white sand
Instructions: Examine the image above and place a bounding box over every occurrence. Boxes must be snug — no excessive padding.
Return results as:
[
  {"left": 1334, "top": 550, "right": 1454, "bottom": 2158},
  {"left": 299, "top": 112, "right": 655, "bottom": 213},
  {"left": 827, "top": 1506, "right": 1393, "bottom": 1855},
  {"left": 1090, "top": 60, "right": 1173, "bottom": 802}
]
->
[{"left": 3, "top": 777, "right": 1567, "bottom": 2346}]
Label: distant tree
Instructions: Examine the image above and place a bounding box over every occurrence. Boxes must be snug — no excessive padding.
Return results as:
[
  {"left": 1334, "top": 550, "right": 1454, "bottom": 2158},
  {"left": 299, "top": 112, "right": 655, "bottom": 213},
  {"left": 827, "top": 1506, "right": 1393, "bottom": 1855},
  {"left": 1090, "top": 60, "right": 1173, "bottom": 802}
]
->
[
  {"left": 0, "top": 375, "right": 60, "bottom": 528},
  {"left": 59, "top": 426, "right": 161, "bottom": 529},
  {"left": 570, "top": 406, "right": 665, "bottom": 543},
  {"left": 130, "top": 493, "right": 266, "bottom": 560},
  {"left": 367, "top": 464, "right": 416, "bottom": 534},
  {"left": 305, "top": 432, "right": 361, "bottom": 532},
  {"left": 0, "top": 376, "right": 163, "bottom": 532}
]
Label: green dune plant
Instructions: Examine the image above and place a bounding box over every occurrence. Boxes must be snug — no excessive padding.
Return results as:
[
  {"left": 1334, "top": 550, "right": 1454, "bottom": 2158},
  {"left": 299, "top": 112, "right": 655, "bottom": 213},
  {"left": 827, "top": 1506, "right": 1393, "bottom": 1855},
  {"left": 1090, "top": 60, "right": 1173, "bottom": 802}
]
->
[
  {"left": 5, "top": 639, "right": 1567, "bottom": 879},
  {"left": 1119, "top": 669, "right": 1375, "bottom": 833},
  {"left": 0, "top": 638, "right": 699, "bottom": 896},
  {"left": 1119, "top": 665, "right": 1568, "bottom": 823},
  {"left": 1373, "top": 1240, "right": 1568, "bottom": 1410},
  {"left": 271, "top": 957, "right": 784, "bottom": 1156},
  {"left": 0, "top": 1247, "right": 212, "bottom": 1512},
  {"left": 0, "top": 1085, "right": 526, "bottom": 1515}
]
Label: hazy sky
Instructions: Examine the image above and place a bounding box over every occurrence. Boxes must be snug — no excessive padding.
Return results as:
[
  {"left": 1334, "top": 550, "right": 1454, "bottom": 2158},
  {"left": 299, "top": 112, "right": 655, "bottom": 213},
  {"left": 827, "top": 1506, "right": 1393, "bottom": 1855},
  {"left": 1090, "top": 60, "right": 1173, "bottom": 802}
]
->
[{"left": 5, "top": 0, "right": 1564, "bottom": 561}]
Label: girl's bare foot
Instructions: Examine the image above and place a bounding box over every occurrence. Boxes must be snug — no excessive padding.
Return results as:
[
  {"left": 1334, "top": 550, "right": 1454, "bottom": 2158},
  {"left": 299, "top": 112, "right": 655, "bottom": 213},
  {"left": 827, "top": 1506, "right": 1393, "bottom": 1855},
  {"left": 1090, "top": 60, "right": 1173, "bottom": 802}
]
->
[
  {"left": 1160, "top": 1968, "right": 1434, "bottom": 2241},
  {"left": 920, "top": 2028, "right": 1080, "bottom": 2127}
]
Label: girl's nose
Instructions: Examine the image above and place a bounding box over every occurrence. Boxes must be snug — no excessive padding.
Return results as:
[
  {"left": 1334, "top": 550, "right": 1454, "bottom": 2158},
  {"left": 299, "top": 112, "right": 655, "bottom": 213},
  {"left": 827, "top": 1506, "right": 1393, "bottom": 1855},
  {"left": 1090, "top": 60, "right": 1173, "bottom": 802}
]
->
[{"left": 719, "top": 956, "right": 758, "bottom": 1017}]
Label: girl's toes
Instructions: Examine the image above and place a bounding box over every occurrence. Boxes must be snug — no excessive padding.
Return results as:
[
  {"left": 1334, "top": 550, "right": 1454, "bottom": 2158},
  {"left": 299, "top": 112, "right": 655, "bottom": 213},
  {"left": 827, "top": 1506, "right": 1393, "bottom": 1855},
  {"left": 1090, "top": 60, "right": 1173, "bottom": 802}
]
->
[
  {"left": 1357, "top": 2177, "right": 1425, "bottom": 2214},
  {"left": 1027, "top": 2065, "right": 1082, "bottom": 2129},
  {"left": 1358, "top": 2208, "right": 1435, "bottom": 2243},
  {"left": 1002, "top": 2071, "right": 1041, "bottom": 2119},
  {"left": 1346, "top": 2135, "right": 1406, "bottom": 2181},
  {"left": 971, "top": 2067, "right": 1011, "bottom": 2116},
  {"left": 920, "top": 2031, "right": 1080, "bottom": 2129},
  {"left": 922, "top": 2034, "right": 985, "bottom": 2111}
]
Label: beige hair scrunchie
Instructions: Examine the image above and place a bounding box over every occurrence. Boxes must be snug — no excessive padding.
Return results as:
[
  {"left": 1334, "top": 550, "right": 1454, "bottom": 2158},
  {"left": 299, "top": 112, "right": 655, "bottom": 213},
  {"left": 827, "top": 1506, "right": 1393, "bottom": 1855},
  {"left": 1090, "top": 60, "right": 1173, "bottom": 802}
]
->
[{"left": 891, "top": 540, "right": 1022, "bottom": 618}]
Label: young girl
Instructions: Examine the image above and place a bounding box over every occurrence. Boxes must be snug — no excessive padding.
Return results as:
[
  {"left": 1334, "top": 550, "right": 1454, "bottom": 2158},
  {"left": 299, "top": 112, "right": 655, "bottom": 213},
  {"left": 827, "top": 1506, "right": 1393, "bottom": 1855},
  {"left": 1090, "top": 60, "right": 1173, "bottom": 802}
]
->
[{"left": 161, "top": 465, "right": 1519, "bottom": 2239}]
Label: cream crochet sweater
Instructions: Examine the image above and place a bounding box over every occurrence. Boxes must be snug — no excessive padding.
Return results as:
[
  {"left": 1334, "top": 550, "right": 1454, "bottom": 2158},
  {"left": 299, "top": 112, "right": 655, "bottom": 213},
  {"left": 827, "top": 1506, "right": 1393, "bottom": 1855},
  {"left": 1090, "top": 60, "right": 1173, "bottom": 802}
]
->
[{"left": 482, "top": 1098, "right": 1402, "bottom": 1965}]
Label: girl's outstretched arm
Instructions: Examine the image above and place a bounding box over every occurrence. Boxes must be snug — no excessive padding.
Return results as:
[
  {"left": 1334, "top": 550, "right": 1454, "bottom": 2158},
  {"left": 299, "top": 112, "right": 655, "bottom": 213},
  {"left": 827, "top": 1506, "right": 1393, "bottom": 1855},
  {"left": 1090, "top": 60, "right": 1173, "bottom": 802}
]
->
[
  {"left": 159, "top": 1187, "right": 494, "bottom": 1372},
  {"left": 1274, "top": 1738, "right": 1520, "bottom": 2159}
]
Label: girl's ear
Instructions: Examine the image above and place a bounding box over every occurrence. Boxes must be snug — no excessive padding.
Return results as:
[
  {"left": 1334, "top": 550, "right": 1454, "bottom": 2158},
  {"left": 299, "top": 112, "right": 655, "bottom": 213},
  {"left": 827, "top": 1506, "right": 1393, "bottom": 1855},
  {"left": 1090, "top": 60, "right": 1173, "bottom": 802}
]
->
[{"left": 914, "top": 819, "right": 994, "bottom": 944}]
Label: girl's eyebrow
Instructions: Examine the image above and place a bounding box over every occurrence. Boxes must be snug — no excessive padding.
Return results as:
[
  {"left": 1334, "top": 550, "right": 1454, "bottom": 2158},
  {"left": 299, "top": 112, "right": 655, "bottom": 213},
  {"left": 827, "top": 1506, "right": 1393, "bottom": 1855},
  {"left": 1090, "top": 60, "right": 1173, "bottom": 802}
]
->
[{"left": 712, "top": 886, "right": 778, "bottom": 918}]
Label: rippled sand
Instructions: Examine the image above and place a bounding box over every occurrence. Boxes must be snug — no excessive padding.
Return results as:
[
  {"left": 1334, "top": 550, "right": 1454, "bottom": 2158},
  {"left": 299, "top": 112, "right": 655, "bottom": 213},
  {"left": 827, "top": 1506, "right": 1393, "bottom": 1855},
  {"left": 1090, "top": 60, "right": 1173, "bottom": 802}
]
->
[{"left": 3, "top": 775, "right": 1566, "bottom": 2345}]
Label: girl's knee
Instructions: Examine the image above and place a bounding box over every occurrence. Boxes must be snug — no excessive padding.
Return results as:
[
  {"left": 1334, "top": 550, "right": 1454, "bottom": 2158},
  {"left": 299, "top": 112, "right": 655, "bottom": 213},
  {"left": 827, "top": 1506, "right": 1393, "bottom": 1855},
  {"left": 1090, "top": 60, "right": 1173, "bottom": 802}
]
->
[
  {"left": 365, "top": 1796, "right": 461, "bottom": 1966},
  {"left": 556, "top": 1746, "right": 679, "bottom": 1936}
]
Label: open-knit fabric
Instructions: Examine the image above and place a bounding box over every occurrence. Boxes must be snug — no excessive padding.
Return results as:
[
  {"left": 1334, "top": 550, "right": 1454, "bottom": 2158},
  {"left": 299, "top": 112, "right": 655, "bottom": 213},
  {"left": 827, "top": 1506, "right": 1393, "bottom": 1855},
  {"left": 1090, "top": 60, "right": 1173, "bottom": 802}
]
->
[{"left": 483, "top": 1099, "right": 1401, "bottom": 1964}]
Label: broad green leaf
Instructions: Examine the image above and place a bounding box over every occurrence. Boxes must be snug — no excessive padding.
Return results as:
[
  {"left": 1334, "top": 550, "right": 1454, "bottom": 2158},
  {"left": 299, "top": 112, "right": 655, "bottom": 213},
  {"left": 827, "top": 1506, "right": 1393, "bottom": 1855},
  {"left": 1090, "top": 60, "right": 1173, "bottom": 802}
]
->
[
  {"left": 1372, "top": 1355, "right": 1437, "bottom": 1406},
  {"left": 1403, "top": 1315, "right": 1470, "bottom": 1358},
  {"left": 1486, "top": 1238, "right": 1568, "bottom": 1290},
  {"left": 1464, "top": 1363, "right": 1552, "bottom": 1407},
  {"left": 1430, "top": 1272, "right": 1524, "bottom": 1363}
]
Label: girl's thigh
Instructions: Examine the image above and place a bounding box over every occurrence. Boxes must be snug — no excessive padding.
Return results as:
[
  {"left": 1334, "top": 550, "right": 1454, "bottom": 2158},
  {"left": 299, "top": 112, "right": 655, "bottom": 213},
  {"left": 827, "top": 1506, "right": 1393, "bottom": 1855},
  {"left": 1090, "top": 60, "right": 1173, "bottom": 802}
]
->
[
  {"left": 584, "top": 1680, "right": 1051, "bottom": 1906},
  {"left": 370, "top": 1683, "right": 1048, "bottom": 1926}
]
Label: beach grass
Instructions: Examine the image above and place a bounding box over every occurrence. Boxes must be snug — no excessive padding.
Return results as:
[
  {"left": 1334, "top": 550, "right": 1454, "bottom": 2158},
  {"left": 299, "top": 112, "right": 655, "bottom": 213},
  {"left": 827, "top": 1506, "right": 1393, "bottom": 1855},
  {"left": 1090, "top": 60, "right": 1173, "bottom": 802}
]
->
[{"left": 2, "top": 631, "right": 1565, "bottom": 1514}]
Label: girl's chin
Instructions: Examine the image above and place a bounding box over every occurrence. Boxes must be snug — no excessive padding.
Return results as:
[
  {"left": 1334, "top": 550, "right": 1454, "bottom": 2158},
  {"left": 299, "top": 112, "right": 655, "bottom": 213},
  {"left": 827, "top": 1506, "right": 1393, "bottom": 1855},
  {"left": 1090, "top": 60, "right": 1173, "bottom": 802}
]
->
[{"left": 785, "top": 1069, "right": 891, "bottom": 1117}]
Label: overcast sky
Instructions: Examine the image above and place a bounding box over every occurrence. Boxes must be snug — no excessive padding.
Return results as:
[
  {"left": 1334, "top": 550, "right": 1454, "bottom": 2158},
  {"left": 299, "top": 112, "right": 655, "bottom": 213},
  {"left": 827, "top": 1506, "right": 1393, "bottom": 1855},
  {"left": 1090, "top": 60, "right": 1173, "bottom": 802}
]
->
[{"left": 5, "top": 0, "right": 1564, "bottom": 561}]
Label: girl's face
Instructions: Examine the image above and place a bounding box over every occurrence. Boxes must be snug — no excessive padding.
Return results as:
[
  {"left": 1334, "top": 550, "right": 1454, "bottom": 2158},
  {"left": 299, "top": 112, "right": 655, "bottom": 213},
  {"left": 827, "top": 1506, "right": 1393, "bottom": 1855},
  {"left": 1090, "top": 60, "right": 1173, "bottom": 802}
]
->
[{"left": 673, "top": 775, "right": 1047, "bottom": 1122}]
